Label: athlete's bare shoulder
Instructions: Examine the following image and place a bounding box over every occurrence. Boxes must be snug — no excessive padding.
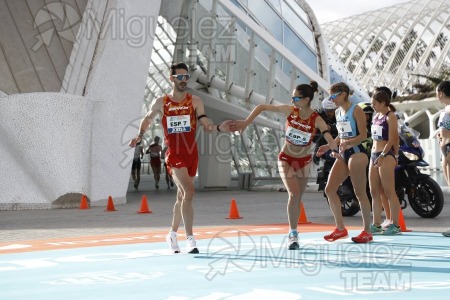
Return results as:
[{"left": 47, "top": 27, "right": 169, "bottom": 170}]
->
[{"left": 191, "top": 94, "right": 204, "bottom": 108}]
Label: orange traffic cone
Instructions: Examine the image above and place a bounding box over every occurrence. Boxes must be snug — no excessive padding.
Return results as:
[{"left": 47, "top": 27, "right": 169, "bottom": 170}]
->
[
  {"left": 226, "top": 199, "right": 242, "bottom": 219},
  {"left": 298, "top": 202, "right": 311, "bottom": 224},
  {"left": 105, "top": 196, "right": 117, "bottom": 212},
  {"left": 398, "top": 209, "right": 411, "bottom": 232},
  {"left": 80, "top": 194, "right": 89, "bottom": 210},
  {"left": 137, "top": 195, "right": 152, "bottom": 214}
]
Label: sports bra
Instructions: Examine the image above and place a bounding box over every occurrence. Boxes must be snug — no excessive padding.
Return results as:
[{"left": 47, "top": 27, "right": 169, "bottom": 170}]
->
[
  {"left": 371, "top": 111, "right": 392, "bottom": 141},
  {"left": 285, "top": 107, "right": 319, "bottom": 146},
  {"left": 336, "top": 102, "right": 358, "bottom": 138},
  {"left": 438, "top": 108, "right": 450, "bottom": 130}
]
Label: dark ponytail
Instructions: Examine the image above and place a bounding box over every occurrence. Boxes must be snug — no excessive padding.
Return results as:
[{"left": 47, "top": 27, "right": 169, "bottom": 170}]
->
[
  {"left": 309, "top": 81, "right": 318, "bottom": 93},
  {"left": 388, "top": 104, "right": 396, "bottom": 112}
]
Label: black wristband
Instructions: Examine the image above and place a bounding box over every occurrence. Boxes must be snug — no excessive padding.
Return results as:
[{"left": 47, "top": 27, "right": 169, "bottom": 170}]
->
[
  {"left": 138, "top": 131, "right": 144, "bottom": 138},
  {"left": 217, "top": 124, "right": 221, "bottom": 132},
  {"left": 197, "top": 114, "right": 208, "bottom": 121},
  {"left": 322, "top": 130, "right": 330, "bottom": 135}
]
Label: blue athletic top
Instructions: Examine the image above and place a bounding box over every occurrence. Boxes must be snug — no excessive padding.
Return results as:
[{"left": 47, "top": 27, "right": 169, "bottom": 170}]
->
[
  {"left": 336, "top": 102, "right": 358, "bottom": 138},
  {"left": 438, "top": 108, "right": 450, "bottom": 130},
  {"left": 371, "top": 111, "right": 391, "bottom": 141}
]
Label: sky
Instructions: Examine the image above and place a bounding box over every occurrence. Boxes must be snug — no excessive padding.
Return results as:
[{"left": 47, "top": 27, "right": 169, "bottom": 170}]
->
[{"left": 306, "top": 0, "right": 410, "bottom": 24}]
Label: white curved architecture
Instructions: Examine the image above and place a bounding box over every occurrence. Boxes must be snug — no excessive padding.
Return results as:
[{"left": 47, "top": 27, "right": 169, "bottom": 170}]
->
[
  {"left": 0, "top": 0, "right": 161, "bottom": 210},
  {"left": 4, "top": 0, "right": 422, "bottom": 210},
  {"left": 321, "top": 0, "right": 450, "bottom": 94}
]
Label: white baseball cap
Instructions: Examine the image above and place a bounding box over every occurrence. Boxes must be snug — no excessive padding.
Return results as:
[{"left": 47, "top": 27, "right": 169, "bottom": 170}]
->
[{"left": 322, "top": 98, "right": 337, "bottom": 110}]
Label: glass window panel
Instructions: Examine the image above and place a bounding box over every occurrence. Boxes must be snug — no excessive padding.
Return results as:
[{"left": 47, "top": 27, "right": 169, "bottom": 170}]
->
[
  {"left": 230, "top": 0, "right": 247, "bottom": 13},
  {"left": 247, "top": 0, "right": 283, "bottom": 43},
  {"left": 238, "top": 0, "right": 248, "bottom": 6},
  {"left": 266, "top": 0, "right": 281, "bottom": 14},
  {"left": 257, "top": 126, "right": 280, "bottom": 177},
  {"left": 281, "top": 1, "right": 315, "bottom": 50},
  {"left": 219, "top": 2, "right": 247, "bottom": 33},
  {"left": 283, "top": 22, "right": 317, "bottom": 72},
  {"left": 284, "top": 0, "right": 309, "bottom": 24},
  {"left": 231, "top": 133, "right": 252, "bottom": 172},
  {"left": 245, "top": 125, "right": 270, "bottom": 177}
]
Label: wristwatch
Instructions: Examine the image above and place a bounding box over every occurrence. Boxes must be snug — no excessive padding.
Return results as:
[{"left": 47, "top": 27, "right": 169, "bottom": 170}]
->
[{"left": 380, "top": 152, "right": 386, "bottom": 157}]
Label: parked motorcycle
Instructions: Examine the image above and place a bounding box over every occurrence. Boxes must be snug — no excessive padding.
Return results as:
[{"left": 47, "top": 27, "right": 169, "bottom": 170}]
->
[{"left": 316, "top": 117, "right": 444, "bottom": 218}]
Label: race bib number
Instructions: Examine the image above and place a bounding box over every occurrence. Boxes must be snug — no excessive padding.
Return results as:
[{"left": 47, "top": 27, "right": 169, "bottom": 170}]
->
[
  {"left": 286, "top": 126, "right": 311, "bottom": 146},
  {"left": 371, "top": 125, "right": 383, "bottom": 139},
  {"left": 338, "top": 120, "right": 353, "bottom": 137},
  {"left": 167, "top": 115, "right": 191, "bottom": 133}
]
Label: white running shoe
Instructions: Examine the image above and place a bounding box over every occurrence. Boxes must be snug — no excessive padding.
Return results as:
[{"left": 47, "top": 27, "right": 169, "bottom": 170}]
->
[
  {"left": 186, "top": 235, "right": 199, "bottom": 254},
  {"left": 166, "top": 232, "right": 180, "bottom": 253},
  {"left": 288, "top": 233, "right": 299, "bottom": 250},
  {"left": 381, "top": 219, "right": 393, "bottom": 230}
]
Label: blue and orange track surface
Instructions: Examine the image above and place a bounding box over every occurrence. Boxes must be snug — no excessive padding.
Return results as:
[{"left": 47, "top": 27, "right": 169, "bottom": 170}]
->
[{"left": 1, "top": 223, "right": 450, "bottom": 299}]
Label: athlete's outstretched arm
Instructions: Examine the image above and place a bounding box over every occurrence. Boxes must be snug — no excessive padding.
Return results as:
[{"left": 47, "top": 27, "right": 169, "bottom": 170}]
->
[
  {"left": 129, "top": 98, "right": 163, "bottom": 147},
  {"left": 230, "top": 104, "right": 292, "bottom": 132},
  {"left": 193, "top": 95, "right": 233, "bottom": 133}
]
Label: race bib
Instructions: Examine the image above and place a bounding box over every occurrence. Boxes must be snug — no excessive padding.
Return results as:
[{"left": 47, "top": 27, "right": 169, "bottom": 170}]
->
[
  {"left": 338, "top": 120, "right": 353, "bottom": 137},
  {"left": 286, "top": 126, "right": 311, "bottom": 146},
  {"left": 371, "top": 124, "right": 383, "bottom": 139},
  {"left": 167, "top": 115, "right": 191, "bottom": 133}
]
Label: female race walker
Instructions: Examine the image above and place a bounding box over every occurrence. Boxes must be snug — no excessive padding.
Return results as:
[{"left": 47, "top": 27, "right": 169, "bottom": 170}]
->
[
  {"left": 368, "top": 90, "right": 401, "bottom": 235},
  {"left": 317, "top": 82, "right": 372, "bottom": 243},
  {"left": 231, "top": 82, "right": 337, "bottom": 250},
  {"left": 436, "top": 81, "right": 450, "bottom": 237}
]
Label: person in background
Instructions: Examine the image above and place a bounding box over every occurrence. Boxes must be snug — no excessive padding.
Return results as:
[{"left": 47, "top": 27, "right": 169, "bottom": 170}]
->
[
  {"left": 131, "top": 141, "right": 144, "bottom": 191},
  {"left": 161, "top": 145, "right": 174, "bottom": 189},
  {"left": 435, "top": 81, "right": 450, "bottom": 237},
  {"left": 147, "top": 136, "right": 163, "bottom": 190},
  {"left": 312, "top": 97, "right": 338, "bottom": 166}
]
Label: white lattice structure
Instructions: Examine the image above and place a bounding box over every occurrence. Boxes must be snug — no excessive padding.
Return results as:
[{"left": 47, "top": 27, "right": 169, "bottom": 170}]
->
[
  {"left": 145, "top": 0, "right": 373, "bottom": 181},
  {"left": 321, "top": 0, "right": 450, "bottom": 94}
]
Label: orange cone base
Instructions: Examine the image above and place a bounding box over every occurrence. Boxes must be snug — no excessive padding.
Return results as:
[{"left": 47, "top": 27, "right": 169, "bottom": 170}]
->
[
  {"left": 298, "top": 220, "right": 312, "bottom": 224},
  {"left": 105, "top": 196, "right": 117, "bottom": 212},
  {"left": 226, "top": 199, "right": 242, "bottom": 219},
  {"left": 399, "top": 209, "right": 411, "bottom": 232},
  {"left": 80, "top": 195, "right": 89, "bottom": 210},
  {"left": 298, "top": 202, "right": 311, "bottom": 224},
  {"left": 137, "top": 195, "right": 152, "bottom": 214}
]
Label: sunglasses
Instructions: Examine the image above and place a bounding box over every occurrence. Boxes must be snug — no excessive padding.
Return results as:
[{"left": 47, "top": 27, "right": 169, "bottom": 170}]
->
[
  {"left": 291, "top": 96, "right": 304, "bottom": 102},
  {"left": 172, "top": 74, "right": 191, "bottom": 81},
  {"left": 329, "top": 92, "right": 341, "bottom": 100}
]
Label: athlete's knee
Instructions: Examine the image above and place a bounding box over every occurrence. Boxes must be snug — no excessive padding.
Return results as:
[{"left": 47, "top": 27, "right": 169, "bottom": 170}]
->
[
  {"left": 182, "top": 184, "right": 195, "bottom": 199},
  {"left": 324, "top": 183, "right": 338, "bottom": 198},
  {"left": 383, "top": 189, "right": 397, "bottom": 200},
  {"left": 287, "top": 192, "right": 300, "bottom": 205},
  {"left": 353, "top": 187, "right": 368, "bottom": 200}
]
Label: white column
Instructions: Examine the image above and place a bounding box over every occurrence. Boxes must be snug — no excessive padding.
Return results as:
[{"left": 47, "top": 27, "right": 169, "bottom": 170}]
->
[
  {"left": 197, "top": 128, "right": 232, "bottom": 189},
  {"left": 83, "top": 0, "right": 162, "bottom": 205}
]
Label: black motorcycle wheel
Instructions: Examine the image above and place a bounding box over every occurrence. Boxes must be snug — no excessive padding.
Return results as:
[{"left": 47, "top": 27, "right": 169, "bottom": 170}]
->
[
  {"left": 341, "top": 197, "right": 360, "bottom": 216},
  {"left": 337, "top": 185, "right": 361, "bottom": 216},
  {"left": 407, "top": 177, "right": 444, "bottom": 218}
]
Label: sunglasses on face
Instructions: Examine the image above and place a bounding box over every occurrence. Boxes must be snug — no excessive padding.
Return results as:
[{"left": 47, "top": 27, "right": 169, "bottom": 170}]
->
[
  {"left": 329, "top": 92, "right": 341, "bottom": 100},
  {"left": 172, "top": 74, "right": 191, "bottom": 81},
  {"left": 291, "top": 96, "right": 304, "bottom": 102}
]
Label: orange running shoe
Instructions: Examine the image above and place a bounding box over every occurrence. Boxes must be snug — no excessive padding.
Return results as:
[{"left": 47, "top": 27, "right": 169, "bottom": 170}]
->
[
  {"left": 324, "top": 228, "right": 349, "bottom": 242},
  {"left": 351, "top": 230, "right": 373, "bottom": 243}
]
